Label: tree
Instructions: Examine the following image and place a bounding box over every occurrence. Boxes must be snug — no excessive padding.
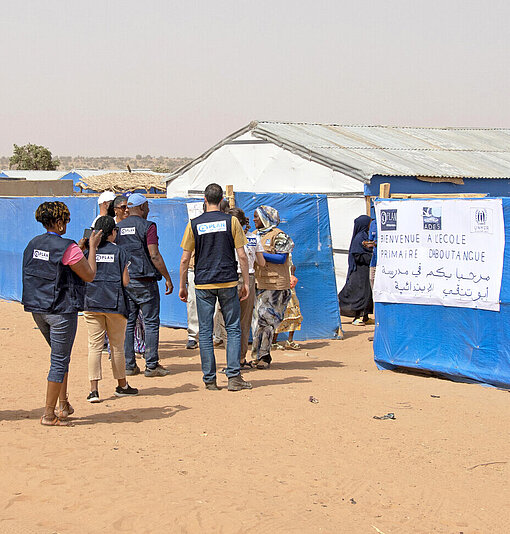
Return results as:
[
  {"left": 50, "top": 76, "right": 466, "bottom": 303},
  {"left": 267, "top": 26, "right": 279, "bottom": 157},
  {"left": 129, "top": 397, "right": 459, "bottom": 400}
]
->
[{"left": 9, "top": 143, "right": 60, "bottom": 170}]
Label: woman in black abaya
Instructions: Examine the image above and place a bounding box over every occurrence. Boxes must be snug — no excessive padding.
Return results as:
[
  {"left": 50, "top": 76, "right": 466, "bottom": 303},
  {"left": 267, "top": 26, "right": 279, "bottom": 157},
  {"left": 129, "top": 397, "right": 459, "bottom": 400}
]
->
[{"left": 338, "top": 215, "right": 373, "bottom": 325}]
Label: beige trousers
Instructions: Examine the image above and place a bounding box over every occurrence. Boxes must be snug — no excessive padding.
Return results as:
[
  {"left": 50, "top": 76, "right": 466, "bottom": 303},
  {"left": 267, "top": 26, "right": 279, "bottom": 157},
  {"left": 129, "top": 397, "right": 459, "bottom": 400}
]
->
[{"left": 83, "top": 312, "right": 127, "bottom": 381}]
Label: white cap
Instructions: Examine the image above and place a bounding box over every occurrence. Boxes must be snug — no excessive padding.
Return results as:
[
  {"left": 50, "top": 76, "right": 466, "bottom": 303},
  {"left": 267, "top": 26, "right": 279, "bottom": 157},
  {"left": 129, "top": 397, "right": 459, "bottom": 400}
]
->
[{"left": 97, "top": 191, "right": 116, "bottom": 205}]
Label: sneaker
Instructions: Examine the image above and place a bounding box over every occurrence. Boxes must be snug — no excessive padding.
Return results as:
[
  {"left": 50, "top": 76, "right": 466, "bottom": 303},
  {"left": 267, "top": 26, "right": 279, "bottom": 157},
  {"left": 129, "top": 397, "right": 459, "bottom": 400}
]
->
[
  {"left": 228, "top": 374, "right": 253, "bottom": 391},
  {"left": 186, "top": 339, "right": 198, "bottom": 350},
  {"left": 213, "top": 338, "right": 224, "bottom": 347},
  {"left": 114, "top": 384, "right": 139, "bottom": 397},
  {"left": 352, "top": 319, "right": 365, "bottom": 326},
  {"left": 144, "top": 364, "right": 170, "bottom": 377},
  {"left": 125, "top": 365, "right": 141, "bottom": 376},
  {"left": 205, "top": 380, "right": 222, "bottom": 391},
  {"left": 87, "top": 390, "right": 100, "bottom": 403}
]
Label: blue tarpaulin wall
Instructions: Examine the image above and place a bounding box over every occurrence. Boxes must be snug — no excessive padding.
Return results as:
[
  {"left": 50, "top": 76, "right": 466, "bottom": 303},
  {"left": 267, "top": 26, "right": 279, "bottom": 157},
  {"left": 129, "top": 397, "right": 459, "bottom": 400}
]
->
[
  {"left": 374, "top": 198, "right": 510, "bottom": 389},
  {"left": 0, "top": 193, "right": 340, "bottom": 340},
  {"left": 236, "top": 192, "right": 340, "bottom": 340}
]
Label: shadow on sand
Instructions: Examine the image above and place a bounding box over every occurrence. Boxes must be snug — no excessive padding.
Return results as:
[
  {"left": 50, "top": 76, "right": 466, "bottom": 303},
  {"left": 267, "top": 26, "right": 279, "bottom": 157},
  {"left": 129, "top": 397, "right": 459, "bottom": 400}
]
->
[{"left": 0, "top": 404, "right": 190, "bottom": 424}]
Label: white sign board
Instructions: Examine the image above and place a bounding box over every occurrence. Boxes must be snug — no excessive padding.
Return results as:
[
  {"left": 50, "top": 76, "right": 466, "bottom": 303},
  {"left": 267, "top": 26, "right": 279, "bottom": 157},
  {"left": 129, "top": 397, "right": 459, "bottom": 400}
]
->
[
  {"left": 186, "top": 201, "right": 203, "bottom": 220},
  {"left": 374, "top": 199, "right": 505, "bottom": 311}
]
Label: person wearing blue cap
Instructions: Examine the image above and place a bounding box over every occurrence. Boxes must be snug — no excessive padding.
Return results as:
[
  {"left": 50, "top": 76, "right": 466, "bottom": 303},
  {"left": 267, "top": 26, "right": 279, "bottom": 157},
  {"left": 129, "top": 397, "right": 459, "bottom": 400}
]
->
[{"left": 116, "top": 193, "right": 173, "bottom": 377}]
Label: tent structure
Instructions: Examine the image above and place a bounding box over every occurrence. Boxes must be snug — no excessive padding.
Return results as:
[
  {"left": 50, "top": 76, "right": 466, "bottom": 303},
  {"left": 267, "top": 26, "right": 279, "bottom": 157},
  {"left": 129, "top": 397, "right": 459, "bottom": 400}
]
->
[
  {"left": 165, "top": 121, "right": 510, "bottom": 287},
  {"left": 373, "top": 197, "right": 510, "bottom": 389}
]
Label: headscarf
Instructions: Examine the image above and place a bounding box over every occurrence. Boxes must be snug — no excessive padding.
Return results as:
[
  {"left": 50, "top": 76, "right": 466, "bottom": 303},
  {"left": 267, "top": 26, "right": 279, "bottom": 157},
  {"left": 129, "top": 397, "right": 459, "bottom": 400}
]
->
[
  {"left": 255, "top": 205, "right": 294, "bottom": 253},
  {"left": 347, "top": 215, "right": 371, "bottom": 278},
  {"left": 255, "top": 205, "right": 280, "bottom": 235}
]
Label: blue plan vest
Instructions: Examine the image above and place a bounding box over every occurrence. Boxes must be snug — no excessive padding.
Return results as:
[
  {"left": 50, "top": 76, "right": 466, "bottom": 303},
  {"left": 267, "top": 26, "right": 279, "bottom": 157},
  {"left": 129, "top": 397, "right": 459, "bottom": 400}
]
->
[
  {"left": 22, "top": 233, "right": 85, "bottom": 314},
  {"left": 191, "top": 211, "right": 238, "bottom": 286},
  {"left": 84, "top": 241, "right": 128, "bottom": 317},
  {"left": 115, "top": 215, "right": 162, "bottom": 280}
]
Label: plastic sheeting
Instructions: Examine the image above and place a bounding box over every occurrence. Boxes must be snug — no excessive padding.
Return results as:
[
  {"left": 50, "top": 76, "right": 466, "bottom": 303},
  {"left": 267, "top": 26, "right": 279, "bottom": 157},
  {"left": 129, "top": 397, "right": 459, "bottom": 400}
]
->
[
  {"left": 0, "top": 193, "right": 340, "bottom": 340},
  {"left": 236, "top": 192, "right": 341, "bottom": 340},
  {"left": 374, "top": 198, "right": 510, "bottom": 389}
]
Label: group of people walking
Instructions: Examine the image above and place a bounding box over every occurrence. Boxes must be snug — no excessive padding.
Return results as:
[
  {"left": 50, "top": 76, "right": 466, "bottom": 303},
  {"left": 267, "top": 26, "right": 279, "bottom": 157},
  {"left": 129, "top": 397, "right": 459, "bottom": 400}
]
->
[{"left": 22, "top": 183, "right": 302, "bottom": 426}]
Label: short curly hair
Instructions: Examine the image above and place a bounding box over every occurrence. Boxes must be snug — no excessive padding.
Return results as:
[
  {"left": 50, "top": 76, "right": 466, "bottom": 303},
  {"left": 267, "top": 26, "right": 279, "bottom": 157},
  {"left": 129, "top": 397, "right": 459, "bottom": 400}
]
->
[{"left": 35, "top": 201, "right": 71, "bottom": 229}]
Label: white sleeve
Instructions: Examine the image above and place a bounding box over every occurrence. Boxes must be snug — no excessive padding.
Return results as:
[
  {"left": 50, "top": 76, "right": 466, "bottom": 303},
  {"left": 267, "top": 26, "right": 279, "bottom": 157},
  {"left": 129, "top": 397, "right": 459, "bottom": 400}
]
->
[{"left": 255, "top": 234, "right": 264, "bottom": 252}]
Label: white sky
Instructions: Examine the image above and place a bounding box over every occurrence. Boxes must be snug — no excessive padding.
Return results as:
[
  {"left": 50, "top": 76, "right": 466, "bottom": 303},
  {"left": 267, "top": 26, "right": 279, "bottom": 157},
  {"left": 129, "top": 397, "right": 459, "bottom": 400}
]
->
[{"left": 1, "top": 0, "right": 509, "bottom": 157}]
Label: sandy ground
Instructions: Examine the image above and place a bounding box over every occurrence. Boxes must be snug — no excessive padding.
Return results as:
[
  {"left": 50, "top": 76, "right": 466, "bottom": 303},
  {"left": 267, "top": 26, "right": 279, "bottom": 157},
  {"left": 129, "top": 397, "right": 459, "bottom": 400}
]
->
[{"left": 0, "top": 299, "right": 509, "bottom": 534}]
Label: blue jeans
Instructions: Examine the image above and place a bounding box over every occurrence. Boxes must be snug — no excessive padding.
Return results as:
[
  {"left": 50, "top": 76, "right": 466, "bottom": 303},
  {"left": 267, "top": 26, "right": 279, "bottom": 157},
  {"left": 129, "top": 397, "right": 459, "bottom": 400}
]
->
[
  {"left": 124, "top": 279, "right": 160, "bottom": 370},
  {"left": 196, "top": 286, "right": 241, "bottom": 382},
  {"left": 32, "top": 312, "right": 78, "bottom": 383}
]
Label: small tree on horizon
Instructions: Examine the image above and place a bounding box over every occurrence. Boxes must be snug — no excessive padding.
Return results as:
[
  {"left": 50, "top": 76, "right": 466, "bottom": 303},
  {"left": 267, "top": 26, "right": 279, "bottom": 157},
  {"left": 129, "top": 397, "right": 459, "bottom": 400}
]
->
[{"left": 9, "top": 143, "right": 60, "bottom": 170}]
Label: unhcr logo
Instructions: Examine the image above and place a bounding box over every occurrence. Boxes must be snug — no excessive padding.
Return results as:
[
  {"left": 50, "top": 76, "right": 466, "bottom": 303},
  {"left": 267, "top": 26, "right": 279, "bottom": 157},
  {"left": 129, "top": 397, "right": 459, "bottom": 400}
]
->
[
  {"left": 471, "top": 207, "right": 492, "bottom": 233},
  {"left": 380, "top": 209, "right": 397, "bottom": 231}
]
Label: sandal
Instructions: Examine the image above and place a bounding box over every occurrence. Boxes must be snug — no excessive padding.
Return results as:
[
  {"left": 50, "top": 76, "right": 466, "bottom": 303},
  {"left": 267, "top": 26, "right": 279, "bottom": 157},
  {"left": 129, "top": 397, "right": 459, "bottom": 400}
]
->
[
  {"left": 54, "top": 395, "right": 74, "bottom": 420},
  {"left": 285, "top": 340, "right": 301, "bottom": 350},
  {"left": 240, "top": 360, "right": 254, "bottom": 369},
  {"left": 40, "top": 414, "right": 72, "bottom": 427},
  {"left": 255, "top": 359, "right": 271, "bottom": 369},
  {"left": 271, "top": 343, "right": 284, "bottom": 351}
]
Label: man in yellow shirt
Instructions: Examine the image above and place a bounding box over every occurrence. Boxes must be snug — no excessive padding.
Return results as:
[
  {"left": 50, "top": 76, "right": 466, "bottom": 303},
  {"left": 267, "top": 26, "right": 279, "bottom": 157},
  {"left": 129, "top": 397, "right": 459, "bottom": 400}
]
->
[{"left": 179, "top": 184, "right": 252, "bottom": 391}]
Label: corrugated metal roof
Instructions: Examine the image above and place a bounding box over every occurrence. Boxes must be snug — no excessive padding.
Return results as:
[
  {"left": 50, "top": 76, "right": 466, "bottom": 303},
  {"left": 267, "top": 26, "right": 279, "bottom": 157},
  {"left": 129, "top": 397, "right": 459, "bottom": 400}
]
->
[{"left": 166, "top": 122, "right": 510, "bottom": 185}]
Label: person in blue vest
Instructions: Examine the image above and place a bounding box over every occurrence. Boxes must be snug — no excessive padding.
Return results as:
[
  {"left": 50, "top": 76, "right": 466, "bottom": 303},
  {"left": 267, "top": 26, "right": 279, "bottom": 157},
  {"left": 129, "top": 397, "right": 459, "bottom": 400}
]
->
[
  {"left": 178, "top": 183, "right": 252, "bottom": 391},
  {"left": 22, "top": 201, "right": 102, "bottom": 426},
  {"left": 83, "top": 216, "right": 139, "bottom": 402},
  {"left": 116, "top": 193, "right": 173, "bottom": 377}
]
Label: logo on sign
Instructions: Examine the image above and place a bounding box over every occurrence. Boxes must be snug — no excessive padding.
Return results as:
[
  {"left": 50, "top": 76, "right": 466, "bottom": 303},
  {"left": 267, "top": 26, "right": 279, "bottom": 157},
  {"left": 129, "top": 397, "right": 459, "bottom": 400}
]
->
[
  {"left": 380, "top": 209, "right": 397, "bottom": 231},
  {"left": 120, "top": 227, "right": 136, "bottom": 235},
  {"left": 96, "top": 254, "right": 115, "bottom": 263},
  {"left": 33, "top": 249, "right": 49, "bottom": 261},
  {"left": 423, "top": 207, "right": 442, "bottom": 230},
  {"left": 197, "top": 220, "right": 227, "bottom": 235},
  {"left": 471, "top": 207, "right": 492, "bottom": 233}
]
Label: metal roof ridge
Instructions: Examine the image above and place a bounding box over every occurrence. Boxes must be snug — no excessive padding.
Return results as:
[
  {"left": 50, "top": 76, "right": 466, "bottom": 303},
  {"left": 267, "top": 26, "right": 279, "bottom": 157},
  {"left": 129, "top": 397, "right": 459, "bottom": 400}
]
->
[{"left": 254, "top": 121, "right": 510, "bottom": 131}]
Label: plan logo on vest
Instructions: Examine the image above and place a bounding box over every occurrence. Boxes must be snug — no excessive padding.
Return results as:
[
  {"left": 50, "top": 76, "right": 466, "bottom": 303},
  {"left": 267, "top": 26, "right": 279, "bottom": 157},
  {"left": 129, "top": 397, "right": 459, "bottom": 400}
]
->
[
  {"left": 247, "top": 236, "right": 257, "bottom": 247},
  {"left": 470, "top": 207, "right": 492, "bottom": 233},
  {"left": 120, "top": 227, "right": 136, "bottom": 235},
  {"left": 380, "top": 209, "right": 397, "bottom": 231},
  {"left": 96, "top": 254, "right": 115, "bottom": 263},
  {"left": 33, "top": 249, "right": 49, "bottom": 261},
  {"left": 197, "top": 220, "right": 227, "bottom": 235},
  {"left": 423, "top": 207, "right": 442, "bottom": 230}
]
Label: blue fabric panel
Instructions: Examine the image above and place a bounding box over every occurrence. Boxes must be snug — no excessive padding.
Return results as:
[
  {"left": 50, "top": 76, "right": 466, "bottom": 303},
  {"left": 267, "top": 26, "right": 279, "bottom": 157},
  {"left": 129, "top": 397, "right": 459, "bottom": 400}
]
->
[
  {"left": 138, "top": 197, "right": 194, "bottom": 329},
  {"left": 374, "top": 198, "right": 510, "bottom": 388},
  {"left": 0, "top": 194, "right": 339, "bottom": 340},
  {"left": 365, "top": 175, "right": 510, "bottom": 197},
  {"left": 237, "top": 192, "right": 341, "bottom": 340},
  {"left": 0, "top": 196, "right": 97, "bottom": 302}
]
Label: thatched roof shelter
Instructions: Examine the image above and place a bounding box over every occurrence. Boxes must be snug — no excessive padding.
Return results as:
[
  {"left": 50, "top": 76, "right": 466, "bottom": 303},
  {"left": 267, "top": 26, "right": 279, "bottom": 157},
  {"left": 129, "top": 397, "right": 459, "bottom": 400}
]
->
[{"left": 76, "top": 172, "right": 166, "bottom": 193}]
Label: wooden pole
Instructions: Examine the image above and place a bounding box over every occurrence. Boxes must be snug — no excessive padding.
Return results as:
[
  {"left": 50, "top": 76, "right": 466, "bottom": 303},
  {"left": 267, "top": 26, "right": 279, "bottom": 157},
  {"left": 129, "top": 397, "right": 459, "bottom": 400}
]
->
[
  {"left": 379, "top": 183, "right": 391, "bottom": 198},
  {"left": 365, "top": 195, "right": 372, "bottom": 215},
  {"left": 225, "top": 184, "right": 235, "bottom": 207}
]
